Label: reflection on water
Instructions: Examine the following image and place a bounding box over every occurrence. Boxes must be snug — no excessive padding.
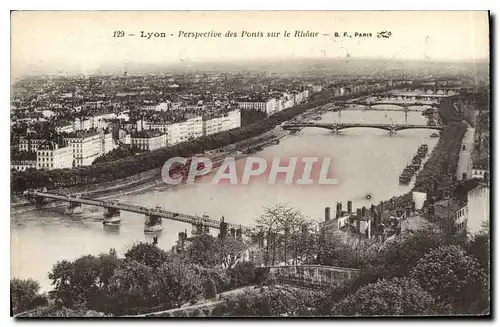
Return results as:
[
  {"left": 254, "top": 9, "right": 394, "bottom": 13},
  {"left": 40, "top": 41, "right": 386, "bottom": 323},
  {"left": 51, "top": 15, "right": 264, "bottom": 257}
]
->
[{"left": 11, "top": 109, "right": 441, "bottom": 290}]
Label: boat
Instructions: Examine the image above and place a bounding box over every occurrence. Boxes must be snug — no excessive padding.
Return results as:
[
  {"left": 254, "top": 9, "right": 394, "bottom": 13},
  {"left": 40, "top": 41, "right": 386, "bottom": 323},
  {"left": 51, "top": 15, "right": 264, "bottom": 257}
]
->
[
  {"left": 399, "top": 175, "right": 411, "bottom": 184},
  {"left": 430, "top": 133, "right": 439, "bottom": 138},
  {"left": 410, "top": 163, "right": 420, "bottom": 170}
]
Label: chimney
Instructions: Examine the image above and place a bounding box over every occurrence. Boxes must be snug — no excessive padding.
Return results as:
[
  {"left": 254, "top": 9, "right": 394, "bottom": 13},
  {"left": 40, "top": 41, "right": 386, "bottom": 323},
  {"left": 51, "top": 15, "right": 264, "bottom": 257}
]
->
[
  {"left": 347, "top": 201, "right": 352, "bottom": 214},
  {"left": 325, "top": 207, "right": 331, "bottom": 221},
  {"left": 380, "top": 201, "right": 385, "bottom": 214},
  {"left": 370, "top": 204, "right": 375, "bottom": 218},
  {"left": 338, "top": 202, "right": 343, "bottom": 217},
  {"left": 361, "top": 206, "right": 366, "bottom": 217}
]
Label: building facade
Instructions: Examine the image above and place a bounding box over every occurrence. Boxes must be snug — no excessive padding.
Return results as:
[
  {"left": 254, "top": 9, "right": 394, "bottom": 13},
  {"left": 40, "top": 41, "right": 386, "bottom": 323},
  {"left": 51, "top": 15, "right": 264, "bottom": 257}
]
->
[
  {"left": 202, "top": 109, "right": 241, "bottom": 136},
  {"left": 65, "top": 130, "right": 114, "bottom": 167},
  {"left": 36, "top": 141, "right": 73, "bottom": 170},
  {"left": 165, "top": 117, "right": 203, "bottom": 145},
  {"left": 18, "top": 138, "right": 45, "bottom": 152},
  {"left": 131, "top": 132, "right": 167, "bottom": 151}
]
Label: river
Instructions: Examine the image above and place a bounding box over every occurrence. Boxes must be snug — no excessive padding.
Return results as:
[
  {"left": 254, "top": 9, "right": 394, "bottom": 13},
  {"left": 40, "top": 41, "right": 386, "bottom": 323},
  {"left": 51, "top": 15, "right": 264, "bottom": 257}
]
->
[{"left": 11, "top": 106, "right": 441, "bottom": 291}]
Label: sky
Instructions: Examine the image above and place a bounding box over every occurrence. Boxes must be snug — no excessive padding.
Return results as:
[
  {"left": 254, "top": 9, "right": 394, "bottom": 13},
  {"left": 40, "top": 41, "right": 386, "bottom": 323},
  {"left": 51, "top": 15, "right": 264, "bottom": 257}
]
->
[{"left": 11, "top": 11, "right": 490, "bottom": 77}]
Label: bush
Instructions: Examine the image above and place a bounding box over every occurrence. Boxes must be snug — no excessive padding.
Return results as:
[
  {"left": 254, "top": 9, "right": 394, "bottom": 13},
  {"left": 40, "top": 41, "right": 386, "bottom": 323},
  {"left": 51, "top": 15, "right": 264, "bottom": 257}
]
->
[
  {"left": 227, "top": 262, "right": 256, "bottom": 288},
  {"left": 204, "top": 278, "right": 217, "bottom": 300},
  {"left": 332, "top": 277, "right": 435, "bottom": 316},
  {"left": 466, "top": 232, "right": 490, "bottom": 272},
  {"left": 410, "top": 245, "right": 487, "bottom": 312},
  {"left": 190, "top": 308, "right": 202, "bottom": 317},
  {"left": 11, "top": 278, "right": 43, "bottom": 315},
  {"left": 254, "top": 267, "right": 271, "bottom": 285},
  {"left": 223, "top": 287, "right": 318, "bottom": 317},
  {"left": 211, "top": 302, "right": 229, "bottom": 317}
]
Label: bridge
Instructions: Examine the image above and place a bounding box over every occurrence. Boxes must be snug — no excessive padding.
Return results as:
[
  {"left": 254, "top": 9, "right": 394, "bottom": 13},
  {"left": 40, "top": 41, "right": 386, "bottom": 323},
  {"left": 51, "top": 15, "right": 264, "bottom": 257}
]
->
[
  {"left": 340, "top": 105, "right": 424, "bottom": 112},
  {"left": 341, "top": 101, "right": 438, "bottom": 109},
  {"left": 29, "top": 191, "right": 253, "bottom": 235},
  {"left": 282, "top": 122, "right": 444, "bottom": 135}
]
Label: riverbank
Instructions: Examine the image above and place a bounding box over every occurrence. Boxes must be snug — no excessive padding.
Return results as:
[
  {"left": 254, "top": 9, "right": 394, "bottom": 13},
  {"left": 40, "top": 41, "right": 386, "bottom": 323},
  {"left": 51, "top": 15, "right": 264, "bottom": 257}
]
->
[{"left": 11, "top": 128, "right": 289, "bottom": 213}]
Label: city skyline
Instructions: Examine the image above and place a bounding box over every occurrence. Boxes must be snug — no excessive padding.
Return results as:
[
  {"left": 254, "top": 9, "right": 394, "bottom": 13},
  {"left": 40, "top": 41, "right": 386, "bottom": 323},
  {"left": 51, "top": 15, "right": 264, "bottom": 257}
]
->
[{"left": 11, "top": 11, "right": 489, "bottom": 78}]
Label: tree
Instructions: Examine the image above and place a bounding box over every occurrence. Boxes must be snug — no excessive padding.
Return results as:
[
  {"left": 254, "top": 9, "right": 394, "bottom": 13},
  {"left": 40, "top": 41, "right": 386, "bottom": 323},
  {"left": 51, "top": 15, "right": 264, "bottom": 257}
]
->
[
  {"left": 124, "top": 242, "right": 168, "bottom": 269},
  {"left": 256, "top": 203, "right": 306, "bottom": 265},
  {"left": 332, "top": 277, "right": 435, "bottom": 316},
  {"left": 151, "top": 260, "right": 203, "bottom": 308},
  {"left": 107, "top": 260, "right": 156, "bottom": 315},
  {"left": 48, "top": 250, "right": 122, "bottom": 309},
  {"left": 219, "top": 236, "right": 248, "bottom": 269},
  {"left": 410, "top": 245, "right": 487, "bottom": 312},
  {"left": 11, "top": 278, "right": 43, "bottom": 314},
  {"left": 366, "top": 228, "right": 448, "bottom": 279},
  {"left": 186, "top": 234, "right": 219, "bottom": 268},
  {"left": 466, "top": 231, "right": 490, "bottom": 272}
]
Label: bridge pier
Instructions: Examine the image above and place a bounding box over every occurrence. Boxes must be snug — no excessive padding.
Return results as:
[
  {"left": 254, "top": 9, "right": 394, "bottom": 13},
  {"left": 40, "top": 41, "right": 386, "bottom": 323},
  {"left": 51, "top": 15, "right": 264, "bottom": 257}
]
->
[
  {"left": 389, "top": 127, "right": 397, "bottom": 136},
  {"left": 144, "top": 214, "right": 162, "bottom": 232},
  {"left": 191, "top": 222, "right": 209, "bottom": 236},
  {"left": 103, "top": 207, "right": 121, "bottom": 225},
  {"left": 65, "top": 201, "right": 82, "bottom": 215}
]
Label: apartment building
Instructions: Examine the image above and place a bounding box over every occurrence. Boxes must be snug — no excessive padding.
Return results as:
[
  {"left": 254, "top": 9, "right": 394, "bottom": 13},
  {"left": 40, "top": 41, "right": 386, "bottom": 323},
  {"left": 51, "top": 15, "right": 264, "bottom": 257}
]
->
[
  {"left": 65, "top": 129, "right": 114, "bottom": 167},
  {"left": 74, "top": 113, "right": 114, "bottom": 131},
  {"left": 36, "top": 141, "right": 73, "bottom": 170},
  {"left": 131, "top": 131, "right": 167, "bottom": 151},
  {"left": 55, "top": 122, "right": 75, "bottom": 134},
  {"left": 237, "top": 98, "right": 276, "bottom": 115},
  {"left": 202, "top": 109, "right": 241, "bottom": 136},
  {"left": 165, "top": 117, "right": 203, "bottom": 145},
  {"left": 434, "top": 198, "right": 469, "bottom": 235},
  {"left": 11, "top": 151, "right": 37, "bottom": 171},
  {"left": 18, "top": 138, "right": 45, "bottom": 152}
]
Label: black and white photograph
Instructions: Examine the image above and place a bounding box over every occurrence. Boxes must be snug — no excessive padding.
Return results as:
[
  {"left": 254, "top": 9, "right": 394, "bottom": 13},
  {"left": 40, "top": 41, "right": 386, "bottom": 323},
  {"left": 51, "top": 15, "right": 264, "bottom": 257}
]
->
[{"left": 9, "top": 10, "right": 491, "bottom": 318}]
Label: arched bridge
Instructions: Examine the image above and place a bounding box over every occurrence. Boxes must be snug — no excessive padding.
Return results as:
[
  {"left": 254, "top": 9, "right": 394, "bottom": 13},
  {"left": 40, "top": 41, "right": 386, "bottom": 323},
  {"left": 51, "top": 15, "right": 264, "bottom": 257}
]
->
[
  {"left": 342, "top": 102, "right": 438, "bottom": 109},
  {"left": 282, "top": 122, "right": 444, "bottom": 134}
]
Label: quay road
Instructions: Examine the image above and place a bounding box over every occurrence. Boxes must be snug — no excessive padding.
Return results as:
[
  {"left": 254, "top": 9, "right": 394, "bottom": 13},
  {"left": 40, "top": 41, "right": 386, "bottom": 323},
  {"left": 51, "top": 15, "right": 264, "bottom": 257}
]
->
[{"left": 32, "top": 191, "right": 253, "bottom": 233}]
